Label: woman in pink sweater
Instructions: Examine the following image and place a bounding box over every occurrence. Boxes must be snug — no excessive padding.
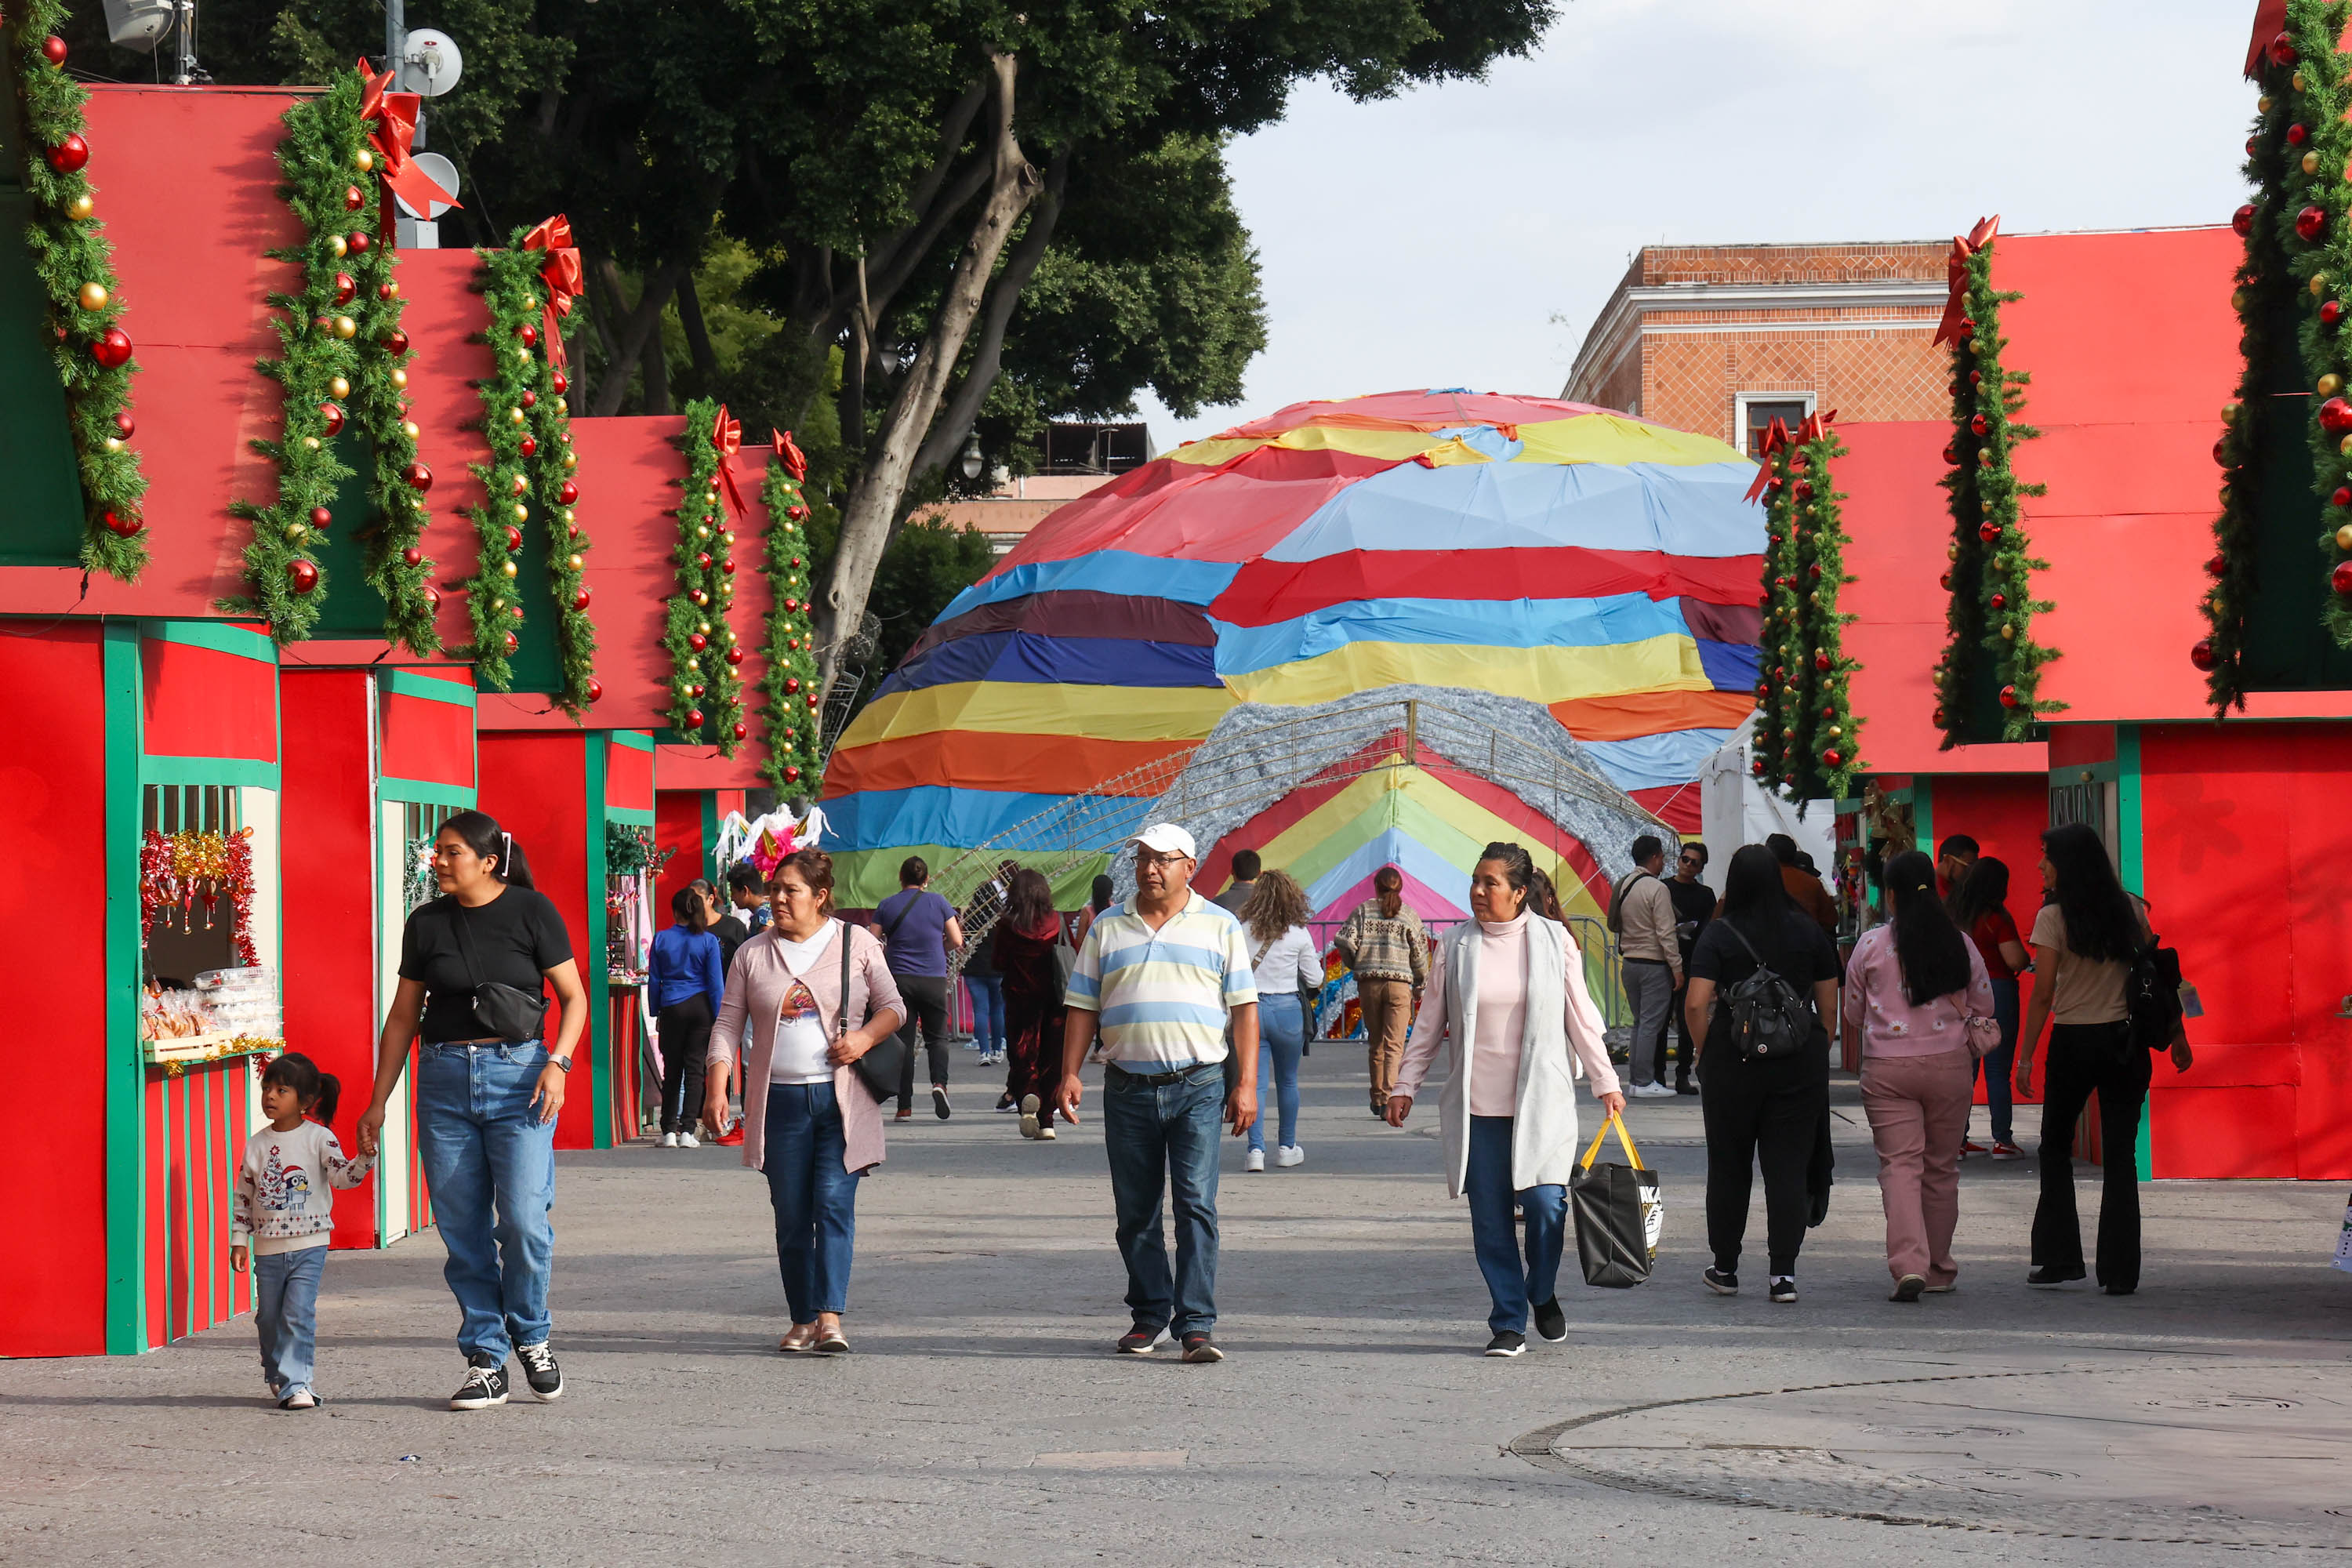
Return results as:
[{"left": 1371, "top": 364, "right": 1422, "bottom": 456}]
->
[{"left": 1842, "top": 849, "right": 1995, "bottom": 1302}]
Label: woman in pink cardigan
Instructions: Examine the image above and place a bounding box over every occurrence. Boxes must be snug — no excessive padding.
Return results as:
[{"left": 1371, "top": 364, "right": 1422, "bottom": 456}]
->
[{"left": 705, "top": 848, "right": 904, "bottom": 1354}]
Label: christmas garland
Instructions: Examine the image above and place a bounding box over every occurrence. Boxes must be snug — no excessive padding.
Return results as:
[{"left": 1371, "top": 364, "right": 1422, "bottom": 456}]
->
[
  {"left": 1748, "top": 415, "right": 1862, "bottom": 798},
  {"left": 457, "top": 223, "right": 596, "bottom": 705},
  {"left": 232, "top": 64, "right": 441, "bottom": 647},
  {"left": 1930, "top": 221, "right": 2057, "bottom": 744},
  {"left": 604, "top": 822, "right": 676, "bottom": 879},
  {"left": 1749, "top": 423, "right": 1802, "bottom": 788},
  {"left": 664, "top": 398, "right": 746, "bottom": 752},
  {"left": 758, "top": 431, "right": 823, "bottom": 789},
  {"left": 10, "top": 6, "right": 148, "bottom": 578}
]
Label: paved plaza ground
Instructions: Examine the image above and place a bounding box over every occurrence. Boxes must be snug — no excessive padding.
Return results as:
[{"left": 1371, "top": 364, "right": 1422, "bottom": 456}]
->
[{"left": 4, "top": 1053, "right": 2347, "bottom": 1565}]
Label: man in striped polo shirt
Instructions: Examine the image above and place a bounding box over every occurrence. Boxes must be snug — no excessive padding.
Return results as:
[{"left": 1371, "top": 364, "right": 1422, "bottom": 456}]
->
[{"left": 1058, "top": 822, "right": 1259, "bottom": 1363}]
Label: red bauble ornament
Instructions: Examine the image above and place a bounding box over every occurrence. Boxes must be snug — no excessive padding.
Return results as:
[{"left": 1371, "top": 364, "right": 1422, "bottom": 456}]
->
[
  {"left": 303, "top": 507, "right": 330, "bottom": 533},
  {"left": 551, "top": 370, "right": 569, "bottom": 396},
  {"left": 2204, "top": 554, "right": 2226, "bottom": 579},
  {"left": 41, "top": 35, "right": 68, "bottom": 64},
  {"left": 1990, "top": 591, "right": 2007, "bottom": 609},
  {"left": 724, "top": 646, "right": 744, "bottom": 666},
  {"left": 785, "top": 765, "right": 802, "bottom": 782},
  {"left": 1978, "top": 521, "right": 2001, "bottom": 543},
  {"left": 517, "top": 324, "right": 539, "bottom": 348},
  {"left": 426, "top": 586, "right": 442, "bottom": 609},
  {"left": 332, "top": 271, "right": 356, "bottom": 304},
  {"left": 91, "top": 327, "right": 132, "bottom": 368},
  {"left": 1940, "top": 572, "right": 1954, "bottom": 591},
  {"left": 1998, "top": 684, "right": 2020, "bottom": 709},
  {"left": 2321, "top": 397, "right": 2352, "bottom": 434},
  {"left": 1751, "top": 757, "right": 1767, "bottom": 778},
  {"left": 2271, "top": 31, "right": 2297, "bottom": 66},
  {"left": 319, "top": 402, "right": 344, "bottom": 436},
  {"left": 348, "top": 230, "right": 371, "bottom": 254},
  {"left": 114, "top": 411, "right": 136, "bottom": 438},
  {"left": 377, "top": 282, "right": 398, "bottom": 303},
  {"left": 784, "top": 677, "right": 800, "bottom": 694},
  {"left": 573, "top": 590, "right": 592, "bottom": 611},
  {"left": 2289, "top": 122, "right": 2310, "bottom": 147},
  {"left": 2336, "top": 486, "right": 2352, "bottom": 508},
  {"left": 685, "top": 708, "right": 705, "bottom": 731},
  {"left": 787, "top": 504, "right": 809, "bottom": 521},
  {"left": 557, "top": 480, "right": 579, "bottom": 505},
  {"left": 586, "top": 679, "right": 603, "bottom": 702},
  {"left": 2297, "top": 205, "right": 2328, "bottom": 241},
  {"left": 2233, "top": 203, "right": 2257, "bottom": 238},
  {"left": 2334, "top": 561, "right": 2352, "bottom": 596},
  {"left": 1969, "top": 413, "right": 1990, "bottom": 436},
  {"left": 1821, "top": 750, "right": 1842, "bottom": 769},
  {"left": 1933, "top": 708, "right": 1949, "bottom": 729},
  {"left": 505, "top": 525, "right": 524, "bottom": 551},
  {"left": 1813, "top": 653, "right": 1831, "bottom": 673},
  {"left": 695, "top": 552, "right": 712, "bottom": 570},
  {"left": 520, "top": 436, "right": 538, "bottom": 457},
  {"left": 503, "top": 632, "right": 519, "bottom": 655},
  {"left": 2214, "top": 437, "right": 2232, "bottom": 466},
  {"left": 805, "top": 695, "right": 820, "bottom": 711},
  {"left": 405, "top": 462, "right": 433, "bottom": 492},
  {"left": 731, "top": 721, "right": 748, "bottom": 741},
  {"left": 1957, "top": 317, "right": 1975, "bottom": 339},
  {"left": 102, "top": 509, "right": 140, "bottom": 538},
  {"left": 343, "top": 184, "right": 365, "bottom": 212},
  {"left": 47, "top": 134, "right": 89, "bottom": 172},
  {"left": 690, "top": 684, "right": 704, "bottom": 699},
  {"left": 287, "top": 560, "right": 319, "bottom": 593},
  {"left": 510, "top": 474, "right": 528, "bottom": 498},
  {"left": 403, "top": 546, "right": 423, "bottom": 566},
  {"left": 383, "top": 328, "right": 410, "bottom": 355},
  {"left": 1792, "top": 481, "right": 1813, "bottom": 502},
  {"left": 1941, "top": 444, "right": 1958, "bottom": 465},
  {"left": 688, "top": 633, "right": 707, "bottom": 652},
  {"left": 720, "top": 559, "right": 737, "bottom": 575},
  {"left": 520, "top": 388, "right": 537, "bottom": 409},
  {"left": 2190, "top": 638, "right": 2217, "bottom": 672}
]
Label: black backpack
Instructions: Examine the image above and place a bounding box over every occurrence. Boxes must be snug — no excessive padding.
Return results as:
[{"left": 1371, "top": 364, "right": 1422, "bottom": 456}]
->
[
  {"left": 2125, "top": 935, "right": 2185, "bottom": 1051},
  {"left": 1717, "top": 921, "right": 1814, "bottom": 1062}
]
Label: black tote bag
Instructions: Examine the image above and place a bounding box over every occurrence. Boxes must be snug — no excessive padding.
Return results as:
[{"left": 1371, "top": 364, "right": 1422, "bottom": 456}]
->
[
  {"left": 1570, "top": 1114, "right": 1662, "bottom": 1289},
  {"left": 839, "top": 920, "right": 906, "bottom": 1104}
]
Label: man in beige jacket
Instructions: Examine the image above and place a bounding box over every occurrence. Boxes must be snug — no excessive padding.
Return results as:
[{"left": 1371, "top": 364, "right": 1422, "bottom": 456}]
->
[{"left": 1610, "top": 835, "right": 1682, "bottom": 1098}]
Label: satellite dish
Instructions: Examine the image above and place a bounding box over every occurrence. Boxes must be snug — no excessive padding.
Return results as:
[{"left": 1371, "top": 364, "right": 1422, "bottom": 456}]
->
[
  {"left": 397, "top": 29, "right": 463, "bottom": 96},
  {"left": 396, "top": 153, "right": 463, "bottom": 220}
]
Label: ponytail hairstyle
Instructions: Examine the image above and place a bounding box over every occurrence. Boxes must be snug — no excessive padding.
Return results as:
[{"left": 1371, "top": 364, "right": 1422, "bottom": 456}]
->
[
  {"left": 772, "top": 847, "right": 837, "bottom": 914},
  {"left": 1526, "top": 866, "right": 1565, "bottom": 923},
  {"left": 1374, "top": 864, "right": 1404, "bottom": 920},
  {"left": 1882, "top": 850, "right": 1973, "bottom": 1006},
  {"left": 263, "top": 1051, "right": 341, "bottom": 1125},
  {"left": 670, "top": 884, "right": 710, "bottom": 933},
  {"left": 437, "top": 809, "right": 535, "bottom": 890}
]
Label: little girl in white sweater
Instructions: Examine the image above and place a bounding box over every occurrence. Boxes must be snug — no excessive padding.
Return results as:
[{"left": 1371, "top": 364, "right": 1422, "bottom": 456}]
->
[{"left": 231, "top": 1053, "right": 373, "bottom": 1409}]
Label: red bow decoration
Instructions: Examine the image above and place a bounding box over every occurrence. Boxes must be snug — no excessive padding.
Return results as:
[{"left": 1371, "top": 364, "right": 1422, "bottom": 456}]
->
[
  {"left": 2245, "top": 0, "right": 2287, "bottom": 79},
  {"left": 772, "top": 429, "right": 808, "bottom": 482},
  {"left": 1933, "top": 216, "right": 2000, "bottom": 347},
  {"left": 521, "top": 215, "right": 584, "bottom": 368},
  {"left": 1744, "top": 416, "right": 1790, "bottom": 503},
  {"left": 711, "top": 405, "right": 750, "bottom": 523},
  {"left": 355, "top": 60, "right": 460, "bottom": 241},
  {"left": 1795, "top": 408, "right": 1838, "bottom": 444}
]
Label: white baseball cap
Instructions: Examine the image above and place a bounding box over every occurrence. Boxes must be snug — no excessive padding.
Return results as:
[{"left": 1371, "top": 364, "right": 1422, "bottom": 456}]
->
[{"left": 1131, "top": 822, "right": 1197, "bottom": 858}]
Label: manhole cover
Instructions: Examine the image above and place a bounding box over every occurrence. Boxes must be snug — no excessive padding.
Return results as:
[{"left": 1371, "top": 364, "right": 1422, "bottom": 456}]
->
[{"left": 1512, "top": 1366, "right": 2350, "bottom": 1548}]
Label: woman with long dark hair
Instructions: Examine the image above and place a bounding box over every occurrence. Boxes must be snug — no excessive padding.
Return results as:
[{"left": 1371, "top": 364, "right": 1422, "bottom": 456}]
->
[
  {"left": 650, "top": 884, "right": 726, "bottom": 1147},
  {"left": 2013, "top": 825, "right": 2192, "bottom": 1294},
  {"left": 1842, "top": 851, "right": 1994, "bottom": 1300},
  {"left": 995, "top": 869, "right": 1070, "bottom": 1141},
  {"left": 1682, "top": 844, "right": 1842, "bottom": 1304},
  {"left": 1334, "top": 865, "right": 1429, "bottom": 1118},
  {"left": 1239, "top": 869, "right": 1323, "bottom": 1171},
  {"left": 356, "top": 810, "right": 589, "bottom": 1410},
  {"left": 1947, "top": 857, "right": 2029, "bottom": 1159},
  {"left": 1388, "top": 843, "right": 1624, "bottom": 1356}
]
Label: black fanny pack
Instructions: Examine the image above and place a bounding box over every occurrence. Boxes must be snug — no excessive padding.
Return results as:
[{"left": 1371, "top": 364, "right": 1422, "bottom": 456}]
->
[{"left": 452, "top": 905, "right": 550, "bottom": 1044}]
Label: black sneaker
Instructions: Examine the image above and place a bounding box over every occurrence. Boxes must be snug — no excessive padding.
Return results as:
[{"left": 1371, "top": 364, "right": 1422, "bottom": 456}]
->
[
  {"left": 516, "top": 1341, "right": 564, "bottom": 1401},
  {"left": 1483, "top": 1331, "right": 1526, "bottom": 1357},
  {"left": 1768, "top": 1276, "right": 1798, "bottom": 1305},
  {"left": 1179, "top": 1333, "right": 1224, "bottom": 1363},
  {"left": 932, "top": 1087, "right": 952, "bottom": 1120},
  {"left": 449, "top": 1353, "right": 509, "bottom": 1411},
  {"left": 1532, "top": 1298, "right": 1567, "bottom": 1342},
  {"left": 1703, "top": 1266, "right": 1739, "bottom": 1296},
  {"left": 2027, "top": 1265, "right": 2085, "bottom": 1287},
  {"left": 1116, "top": 1323, "right": 1163, "bottom": 1355}
]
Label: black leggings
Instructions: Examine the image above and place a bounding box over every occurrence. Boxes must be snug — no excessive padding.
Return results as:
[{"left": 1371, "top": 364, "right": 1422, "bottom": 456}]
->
[
  {"left": 893, "top": 973, "right": 953, "bottom": 1105},
  {"left": 2032, "top": 1022, "right": 2150, "bottom": 1290},
  {"left": 1700, "top": 1039, "right": 1829, "bottom": 1276},
  {"left": 658, "top": 995, "right": 713, "bottom": 1134}
]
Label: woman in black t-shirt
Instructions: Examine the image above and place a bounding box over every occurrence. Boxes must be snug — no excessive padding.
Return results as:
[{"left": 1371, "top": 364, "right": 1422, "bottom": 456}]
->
[
  {"left": 356, "top": 810, "right": 587, "bottom": 1412},
  {"left": 1682, "top": 844, "right": 1841, "bottom": 1304}
]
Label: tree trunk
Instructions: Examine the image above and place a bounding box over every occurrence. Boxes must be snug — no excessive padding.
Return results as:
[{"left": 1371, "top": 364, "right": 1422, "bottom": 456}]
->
[
  {"left": 816, "top": 53, "right": 1040, "bottom": 696},
  {"left": 589, "top": 256, "right": 689, "bottom": 417},
  {"left": 639, "top": 316, "right": 673, "bottom": 415},
  {"left": 908, "top": 149, "right": 1069, "bottom": 490},
  {"left": 677, "top": 273, "right": 720, "bottom": 393}
]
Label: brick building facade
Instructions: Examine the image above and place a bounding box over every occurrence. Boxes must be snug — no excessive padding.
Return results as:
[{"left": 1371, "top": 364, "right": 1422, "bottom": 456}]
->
[{"left": 1563, "top": 242, "right": 1951, "bottom": 455}]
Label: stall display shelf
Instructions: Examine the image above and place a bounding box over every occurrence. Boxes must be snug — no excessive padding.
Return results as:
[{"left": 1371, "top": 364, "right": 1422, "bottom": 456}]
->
[{"left": 141, "top": 1033, "right": 281, "bottom": 1073}]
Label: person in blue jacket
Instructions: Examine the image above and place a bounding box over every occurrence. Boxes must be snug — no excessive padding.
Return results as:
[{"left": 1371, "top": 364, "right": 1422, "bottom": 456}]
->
[{"left": 651, "top": 885, "right": 728, "bottom": 1147}]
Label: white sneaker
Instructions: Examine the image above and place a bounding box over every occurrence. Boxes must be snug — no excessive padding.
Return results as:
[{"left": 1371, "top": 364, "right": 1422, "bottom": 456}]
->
[
  {"left": 659, "top": 1132, "right": 678, "bottom": 1148},
  {"left": 1632, "top": 1083, "right": 1676, "bottom": 1099},
  {"left": 1243, "top": 1148, "right": 1265, "bottom": 1172},
  {"left": 677, "top": 1129, "right": 699, "bottom": 1149},
  {"left": 1276, "top": 1145, "right": 1305, "bottom": 1167}
]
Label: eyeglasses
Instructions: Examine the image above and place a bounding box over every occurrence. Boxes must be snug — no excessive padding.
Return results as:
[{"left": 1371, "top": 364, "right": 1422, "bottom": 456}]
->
[{"left": 1136, "top": 851, "right": 1194, "bottom": 869}]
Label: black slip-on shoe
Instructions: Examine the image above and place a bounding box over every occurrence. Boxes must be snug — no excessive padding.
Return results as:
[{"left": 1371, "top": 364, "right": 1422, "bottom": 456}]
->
[
  {"left": 1703, "top": 1267, "right": 1739, "bottom": 1296},
  {"left": 1180, "top": 1333, "right": 1224, "bottom": 1363},
  {"left": 2027, "top": 1265, "right": 2086, "bottom": 1287},
  {"left": 1532, "top": 1298, "right": 1567, "bottom": 1342},
  {"left": 1116, "top": 1324, "right": 1163, "bottom": 1355},
  {"left": 1483, "top": 1331, "right": 1526, "bottom": 1357}
]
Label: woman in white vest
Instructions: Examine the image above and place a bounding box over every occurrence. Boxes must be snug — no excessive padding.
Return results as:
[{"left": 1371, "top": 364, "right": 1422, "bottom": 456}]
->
[{"left": 1387, "top": 842, "right": 1626, "bottom": 1356}]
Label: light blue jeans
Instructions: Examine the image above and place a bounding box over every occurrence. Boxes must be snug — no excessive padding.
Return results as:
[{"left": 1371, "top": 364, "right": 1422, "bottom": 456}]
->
[
  {"left": 416, "top": 1040, "right": 558, "bottom": 1361},
  {"left": 254, "top": 1244, "right": 325, "bottom": 1396},
  {"left": 1247, "top": 994, "right": 1305, "bottom": 1152},
  {"left": 764, "top": 1081, "right": 861, "bottom": 1320},
  {"left": 966, "top": 975, "right": 1006, "bottom": 1055},
  {"left": 1104, "top": 1062, "right": 1224, "bottom": 1338}
]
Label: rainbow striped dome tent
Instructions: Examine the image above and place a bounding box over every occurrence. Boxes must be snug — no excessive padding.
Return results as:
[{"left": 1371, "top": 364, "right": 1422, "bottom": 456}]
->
[{"left": 822, "top": 389, "right": 1763, "bottom": 911}]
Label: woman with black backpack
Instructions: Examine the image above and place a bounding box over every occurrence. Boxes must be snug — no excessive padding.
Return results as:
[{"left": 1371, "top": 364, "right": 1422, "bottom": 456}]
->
[
  {"left": 2013, "top": 824, "right": 2193, "bottom": 1295},
  {"left": 1682, "top": 844, "right": 1842, "bottom": 1304}
]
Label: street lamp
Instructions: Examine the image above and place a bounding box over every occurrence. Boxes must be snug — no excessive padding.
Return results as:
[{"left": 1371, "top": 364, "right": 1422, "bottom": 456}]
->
[{"left": 960, "top": 434, "right": 985, "bottom": 481}]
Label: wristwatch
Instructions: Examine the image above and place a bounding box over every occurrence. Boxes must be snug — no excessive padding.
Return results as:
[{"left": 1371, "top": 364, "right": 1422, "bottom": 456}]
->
[{"left": 551, "top": 1054, "right": 574, "bottom": 1073}]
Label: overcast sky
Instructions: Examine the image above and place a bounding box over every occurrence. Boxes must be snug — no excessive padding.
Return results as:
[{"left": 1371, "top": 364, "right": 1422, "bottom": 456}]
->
[{"left": 1135, "top": 0, "right": 2253, "bottom": 450}]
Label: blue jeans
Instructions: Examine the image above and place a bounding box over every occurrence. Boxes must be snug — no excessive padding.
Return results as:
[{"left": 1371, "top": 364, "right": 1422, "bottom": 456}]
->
[
  {"left": 1974, "top": 976, "right": 2020, "bottom": 1144},
  {"left": 253, "top": 1245, "right": 325, "bottom": 1395},
  {"left": 1465, "top": 1115, "right": 1566, "bottom": 1335},
  {"left": 416, "top": 1040, "right": 557, "bottom": 1361},
  {"left": 1248, "top": 994, "right": 1305, "bottom": 1152},
  {"left": 967, "top": 975, "right": 1006, "bottom": 1055},
  {"left": 764, "top": 1081, "right": 861, "bottom": 1321},
  {"left": 1103, "top": 1062, "right": 1224, "bottom": 1337}
]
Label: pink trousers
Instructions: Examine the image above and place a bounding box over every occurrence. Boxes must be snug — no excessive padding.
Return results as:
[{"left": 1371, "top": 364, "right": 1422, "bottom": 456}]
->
[{"left": 1860, "top": 1048, "right": 1976, "bottom": 1285}]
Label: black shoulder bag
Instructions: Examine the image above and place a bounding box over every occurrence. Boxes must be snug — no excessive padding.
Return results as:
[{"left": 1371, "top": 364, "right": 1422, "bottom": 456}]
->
[
  {"left": 841, "top": 920, "right": 907, "bottom": 1103},
  {"left": 449, "top": 903, "right": 551, "bottom": 1044}
]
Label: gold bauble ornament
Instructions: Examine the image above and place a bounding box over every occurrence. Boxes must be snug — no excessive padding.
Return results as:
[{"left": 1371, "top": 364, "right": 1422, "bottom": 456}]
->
[
  {"left": 562, "top": 452, "right": 577, "bottom": 470},
  {"left": 562, "top": 508, "right": 575, "bottom": 525},
  {"left": 104, "top": 436, "right": 125, "bottom": 454},
  {"left": 508, "top": 407, "right": 527, "bottom": 425},
  {"left": 327, "top": 376, "right": 350, "bottom": 400},
  {"left": 2223, "top": 401, "right": 2241, "bottom": 423},
  {"left": 401, "top": 420, "right": 420, "bottom": 439},
  {"left": 2314, "top": 274, "right": 2330, "bottom": 298},
  {"left": 695, "top": 526, "right": 710, "bottom": 539},
  {"left": 288, "top": 523, "right": 308, "bottom": 543},
  {"left": 356, "top": 147, "right": 376, "bottom": 172},
  {"left": 698, "top": 621, "right": 711, "bottom": 634},
  {"left": 2337, "top": 524, "right": 2352, "bottom": 550},
  {"left": 332, "top": 315, "right": 357, "bottom": 338},
  {"left": 1946, "top": 542, "right": 1959, "bottom": 561},
  {"left": 568, "top": 554, "right": 584, "bottom": 570},
  {"left": 67, "top": 193, "right": 94, "bottom": 220},
  {"left": 2001, "top": 624, "right": 2016, "bottom": 640},
  {"left": 328, "top": 234, "right": 347, "bottom": 259},
  {"left": 390, "top": 368, "right": 408, "bottom": 390},
  {"left": 555, "top": 397, "right": 568, "bottom": 415},
  {"left": 502, "top": 561, "right": 518, "bottom": 579},
  {"left": 2293, "top": 70, "right": 2306, "bottom": 92},
  {"left": 2305, "top": 151, "right": 2322, "bottom": 176},
  {"left": 2259, "top": 94, "right": 2274, "bottom": 112},
  {"left": 303, "top": 436, "right": 321, "bottom": 452},
  {"left": 2323, "top": 375, "right": 2343, "bottom": 398},
  {"left": 2231, "top": 289, "right": 2249, "bottom": 312},
  {"left": 1828, "top": 725, "right": 1842, "bottom": 739},
  {"left": 513, "top": 503, "right": 529, "bottom": 521},
  {"left": 2339, "top": 434, "right": 2352, "bottom": 456},
  {"left": 77, "top": 281, "right": 107, "bottom": 310}
]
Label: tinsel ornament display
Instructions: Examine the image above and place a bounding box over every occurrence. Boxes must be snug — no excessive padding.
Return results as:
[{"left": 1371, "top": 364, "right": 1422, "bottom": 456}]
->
[
  {"left": 1929, "top": 217, "right": 2060, "bottom": 744},
  {"left": 11, "top": 1, "right": 150, "bottom": 579},
  {"left": 231, "top": 63, "right": 449, "bottom": 646},
  {"left": 139, "top": 827, "right": 260, "bottom": 967},
  {"left": 456, "top": 219, "right": 596, "bottom": 706},
  {"left": 664, "top": 398, "right": 746, "bottom": 751},
  {"left": 758, "top": 430, "right": 823, "bottom": 789}
]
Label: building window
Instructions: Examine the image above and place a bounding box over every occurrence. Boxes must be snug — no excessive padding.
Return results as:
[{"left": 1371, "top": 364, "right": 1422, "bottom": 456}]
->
[{"left": 1739, "top": 397, "right": 1811, "bottom": 459}]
